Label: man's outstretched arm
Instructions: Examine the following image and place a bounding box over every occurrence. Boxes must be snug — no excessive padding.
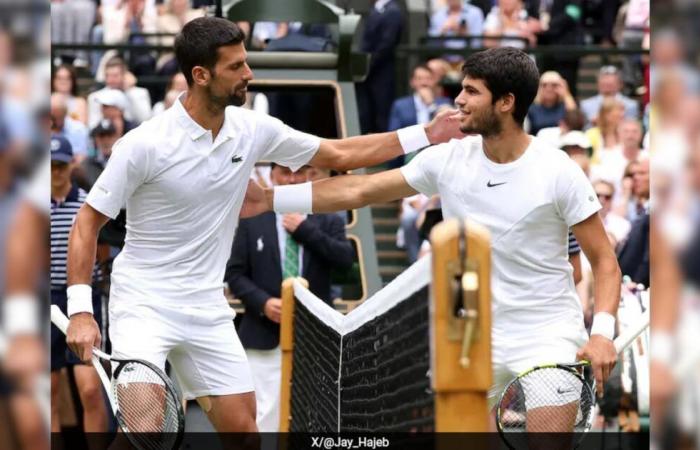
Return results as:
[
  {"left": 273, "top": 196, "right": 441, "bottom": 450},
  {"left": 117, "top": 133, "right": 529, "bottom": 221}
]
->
[
  {"left": 309, "top": 109, "right": 462, "bottom": 171},
  {"left": 257, "top": 169, "right": 418, "bottom": 214}
]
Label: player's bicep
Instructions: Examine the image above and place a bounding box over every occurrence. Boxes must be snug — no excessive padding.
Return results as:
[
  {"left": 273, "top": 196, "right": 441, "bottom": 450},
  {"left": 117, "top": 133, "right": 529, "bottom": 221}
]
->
[{"left": 571, "top": 213, "right": 615, "bottom": 265}]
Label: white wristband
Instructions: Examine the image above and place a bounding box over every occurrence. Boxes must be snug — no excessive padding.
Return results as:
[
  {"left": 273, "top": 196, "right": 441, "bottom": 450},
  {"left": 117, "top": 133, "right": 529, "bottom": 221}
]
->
[
  {"left": 67, "top": 284, "right": 94, "bottom": 317},
  {"left": 590, "top": 312, "right": 615, "bottom": 340},
  {"left": 3, "top": 295, "right": 39, "bottom": 336},
  {"left": 397, "top": 125, "right": 430, "bottom": 154},
  {"left": 650, "top": 332, "right": 674, "bottom": 366},
  {"left": 273, "top": 182, "right": 313, "bottom": 214}
]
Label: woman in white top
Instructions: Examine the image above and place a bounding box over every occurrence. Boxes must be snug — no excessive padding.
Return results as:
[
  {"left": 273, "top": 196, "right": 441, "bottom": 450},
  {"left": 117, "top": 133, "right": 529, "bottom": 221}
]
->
[
  {"left": 51, "top": 64, "right": 89, "bottom": 125},
  {"left": 483, "top": 0, "right": 539, "bottom": 48}
]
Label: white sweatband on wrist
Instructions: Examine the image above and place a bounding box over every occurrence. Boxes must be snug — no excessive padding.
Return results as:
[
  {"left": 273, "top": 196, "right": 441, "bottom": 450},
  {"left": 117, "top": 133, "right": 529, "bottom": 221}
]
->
[
  {"left": 397, "top": 124, "right": 430, "bottom": 154},
  {"left": 590, "top": 312, "right": 616, "bottom": 340},
  {"left": 3, "top": 295, "right": 39, "bottom": 336},
  {"left": 273, "top": 182, "right": 313, "bottom": 214},
  {"left": 67, "top": 284, "right": 94, "bottom": 317},
  {"left": 650, "top": 332, "right": 674, "bottom": 366}
]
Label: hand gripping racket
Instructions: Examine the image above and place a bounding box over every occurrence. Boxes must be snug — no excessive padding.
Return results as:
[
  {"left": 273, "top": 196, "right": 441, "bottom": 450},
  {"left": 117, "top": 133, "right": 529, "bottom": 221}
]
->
[
  {"left": 51, "top": 305, "right": 185, "bottom": 450},
  {"left": 496, "top": 310, "right": 650, "bottom": 449}
]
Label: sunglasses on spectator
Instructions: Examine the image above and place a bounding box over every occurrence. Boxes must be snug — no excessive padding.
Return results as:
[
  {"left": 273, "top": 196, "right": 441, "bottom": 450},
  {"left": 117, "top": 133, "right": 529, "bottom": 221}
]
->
[{"left": 596, "top": 192, "right": 613, "bottom": 201}]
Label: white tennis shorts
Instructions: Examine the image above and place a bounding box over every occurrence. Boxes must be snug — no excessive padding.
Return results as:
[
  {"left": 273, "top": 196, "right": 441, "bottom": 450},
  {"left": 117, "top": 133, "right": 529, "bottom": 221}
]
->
[
  {"left": 489, "top": 320, "right": 588, "bottom": 410},
  {"left": 109, "top": 300, "right": 254, "bottom": 400}
]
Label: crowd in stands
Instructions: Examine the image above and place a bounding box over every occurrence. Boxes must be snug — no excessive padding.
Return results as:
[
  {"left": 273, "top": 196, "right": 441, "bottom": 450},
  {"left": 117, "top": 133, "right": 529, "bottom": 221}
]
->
[{"left": 45, "top": 0, "right": 657, "bottom": 433}]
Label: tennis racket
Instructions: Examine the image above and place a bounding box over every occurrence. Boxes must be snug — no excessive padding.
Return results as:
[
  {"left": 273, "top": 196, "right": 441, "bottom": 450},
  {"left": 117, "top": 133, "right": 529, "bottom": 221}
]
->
[
  {"left": 496, "top": 310, "right": 650, "bottom": 449},
  {"left": 50, "top": 305, "right": 185, "bottom": 450}
]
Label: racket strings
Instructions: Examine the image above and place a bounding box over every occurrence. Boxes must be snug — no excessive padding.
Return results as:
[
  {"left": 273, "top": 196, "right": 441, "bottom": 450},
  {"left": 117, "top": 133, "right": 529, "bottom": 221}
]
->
[
  {"left": 112, "top": 361, "right": 181, "bottom": 449},
  {"left": 500, "top": 367, "right": 594, "bottom": 434}
]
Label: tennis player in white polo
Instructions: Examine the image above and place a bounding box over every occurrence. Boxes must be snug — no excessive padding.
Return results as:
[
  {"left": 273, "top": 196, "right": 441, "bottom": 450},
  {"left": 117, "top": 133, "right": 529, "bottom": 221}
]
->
[
  {"left": 258, "top": 47, "right": 622, "bottom": 430},
  {"left": 64, "top": 17, "right": 463, "bottom": 432}
]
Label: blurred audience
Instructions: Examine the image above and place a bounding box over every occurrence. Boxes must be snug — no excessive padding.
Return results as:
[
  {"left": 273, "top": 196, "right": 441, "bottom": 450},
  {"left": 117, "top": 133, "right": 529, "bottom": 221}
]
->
[
  {"left": 527, "top": 71, "right": 576, "bottom": 135},
  {"left": 156, "top": 0, "right": 205, "bottom": 75},
  {"left": 87, "top": 57, "right": 152, "bottom": 128},
  {"left": 51, "top": 0, "right": 96, "bottom": 66},
  {"left": 483, "top": 0, "right": 539, "bottom": 49},
  {"left": 580, "top": 65, "right": 639, "bottom": 127},
  {"left": 535, "top": 0, "right": 585, "bottom": 97},
  {"left": 593, "top": 179, "right": 631, "bottom": 247},
  {"left": 428, "top": 0, "right": 485, "bottom": 49},
  {"left": 152, "top": 72, "right": 188, "bottom": 116},
  {"left": 586, "top": 97, "right": 625, "bottom": 163},
  {"left": 536, "top": 108, "right": 586, "bottom": 148},
  {"left": 356, "top": 0, "right": 404, "bottom": 134},
  {"left": 51, "top": 64, "right": 88, "bottom": 124},
  {"left": 50, "top": 93, "right": 89, "bottom": 162}
]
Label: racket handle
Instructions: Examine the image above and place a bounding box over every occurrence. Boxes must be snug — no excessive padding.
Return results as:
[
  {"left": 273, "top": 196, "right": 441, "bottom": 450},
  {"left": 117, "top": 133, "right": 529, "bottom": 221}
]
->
[{"left": 50, "top": 305, "right": 70, "bottom": 334}]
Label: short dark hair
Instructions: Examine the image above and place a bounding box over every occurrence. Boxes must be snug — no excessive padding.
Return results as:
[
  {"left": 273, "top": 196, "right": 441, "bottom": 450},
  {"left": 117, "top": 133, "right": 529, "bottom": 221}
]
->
[
  {"left": 174, "top": 17, "right": 246, "bottom": 86},
  {"left": 461, "top": 47, "right": 540, "bottom": 126},
  {"left": 562, "top": 109, "right": 585, "bottom": 131},
  {"left": 105, "top": 56, "right": 127, "bottom": 72},
  {"left": 412, "top": 64, "right": 432, "bottom": 77}
]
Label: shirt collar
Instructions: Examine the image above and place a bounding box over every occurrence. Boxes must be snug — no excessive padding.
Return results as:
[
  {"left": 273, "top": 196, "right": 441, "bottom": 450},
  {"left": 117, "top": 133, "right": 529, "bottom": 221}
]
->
[{"left": 173, "top": 93, "right": 209, "bottom": 141}]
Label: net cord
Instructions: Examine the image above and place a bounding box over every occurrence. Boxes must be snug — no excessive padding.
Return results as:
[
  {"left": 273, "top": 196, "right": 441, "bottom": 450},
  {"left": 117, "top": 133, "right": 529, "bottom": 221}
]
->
[{"left": 292, "top": 254, "right": 432, "bottom": 337}]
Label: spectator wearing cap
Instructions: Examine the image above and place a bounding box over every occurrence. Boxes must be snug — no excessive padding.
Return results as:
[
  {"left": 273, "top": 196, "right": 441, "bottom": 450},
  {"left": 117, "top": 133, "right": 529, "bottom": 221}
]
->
[
  {"left": 88, "top": 57, "right": 152, "bottom": 129},
  {"left": 49, "top": 134, "right": 108, "bottom": 436},
  {"left": 428, "top": 0, "right": 485, "bottom": 49},
  {"left": 580, "top": 66, "right": 639, "bottom": 127},
  {"left": 92, "top": 89, "right": 136, "bottom": 138},
  {"left": 74, "top": 119, "right": 119, "bottom": 192},
  {"left": 560, "top": 130, "right": 592, "bottom": 181},
  {"left": 527, "top": 71, "right": 577, "bottom": 135},
  {"left": 51, "top": 93, "right": 89, "bottom": 162}
]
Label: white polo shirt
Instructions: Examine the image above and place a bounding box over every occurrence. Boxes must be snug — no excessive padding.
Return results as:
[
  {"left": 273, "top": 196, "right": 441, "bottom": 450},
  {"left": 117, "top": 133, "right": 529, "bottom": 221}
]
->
[
  {"left": 86, "top": 96, "right": 320, "bottom": 307},
  {"left": 401, "top": 136, "right": 600, "bottom": 341}
]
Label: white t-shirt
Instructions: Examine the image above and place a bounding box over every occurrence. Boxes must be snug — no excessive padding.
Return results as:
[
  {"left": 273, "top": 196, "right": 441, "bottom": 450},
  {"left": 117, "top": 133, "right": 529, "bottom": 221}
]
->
[
  {"left": 401, "top": 136, "right": 600, "bottom": 341},
  {"left": 86, "top": 97, "right": 320, "bottom": 307}
]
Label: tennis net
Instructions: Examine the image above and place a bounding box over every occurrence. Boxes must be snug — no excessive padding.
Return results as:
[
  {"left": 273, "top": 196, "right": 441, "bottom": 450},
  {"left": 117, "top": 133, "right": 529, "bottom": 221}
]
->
[{"left": 289, "top": 256, "right": 433, "bottom": 432}]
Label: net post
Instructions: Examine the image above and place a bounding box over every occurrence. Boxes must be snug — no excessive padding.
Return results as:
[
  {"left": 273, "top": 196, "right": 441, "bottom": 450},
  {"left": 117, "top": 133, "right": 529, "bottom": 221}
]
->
[
  {"left": 430, "top": 218, "right": 492, "bottom": 431},
  {"left": 279, "top": 277, "right": 308, "bottom": 432}
]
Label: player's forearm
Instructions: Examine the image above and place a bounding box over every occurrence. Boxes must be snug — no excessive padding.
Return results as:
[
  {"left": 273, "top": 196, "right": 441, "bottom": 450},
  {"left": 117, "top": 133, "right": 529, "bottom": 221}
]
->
[
  {"left": 316, "top": 123, "right": 435, "bottom": 172},
  {"left": 320, "top": 132, "right": 408, "bottom": 171},
  {"left": 590, "top": 255, "right": 621, "bottom": 316}
]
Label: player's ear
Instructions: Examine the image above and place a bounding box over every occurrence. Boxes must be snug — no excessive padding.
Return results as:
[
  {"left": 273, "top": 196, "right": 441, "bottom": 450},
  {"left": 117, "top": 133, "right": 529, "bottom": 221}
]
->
[
  {"left": 191, "top": 65, "right": 211, "bottom": 87},
  {"left": 498, "top": 93, "right": 516, "bottom": 115}
]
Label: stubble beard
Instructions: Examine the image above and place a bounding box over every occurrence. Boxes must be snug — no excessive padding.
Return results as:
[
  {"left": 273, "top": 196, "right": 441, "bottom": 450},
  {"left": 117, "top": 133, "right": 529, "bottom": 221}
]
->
[{"left": 459, "top": 106, "right": 502, "bottom": 138}]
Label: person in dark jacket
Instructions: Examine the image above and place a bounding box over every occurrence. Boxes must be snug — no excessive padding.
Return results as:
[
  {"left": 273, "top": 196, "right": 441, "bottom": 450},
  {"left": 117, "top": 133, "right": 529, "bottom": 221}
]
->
[
  {"left": 356, "top": 0, "right": 404, "bottom": 134},
  {"left": 224, "top": 163, "right": 354, "bottom": 431}
]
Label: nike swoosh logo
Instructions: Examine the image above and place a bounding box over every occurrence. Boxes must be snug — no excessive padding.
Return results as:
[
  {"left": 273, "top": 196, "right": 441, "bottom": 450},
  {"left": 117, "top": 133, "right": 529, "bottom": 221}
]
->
[
  {"left": 487, "top": 181, "right": 507, "bottom": 187},
  {"left": 231, "top": 155, "right": 243, "bottom": 163},
  {"left": 557, "top": 387, "right": 575, "bottom": 394}
]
